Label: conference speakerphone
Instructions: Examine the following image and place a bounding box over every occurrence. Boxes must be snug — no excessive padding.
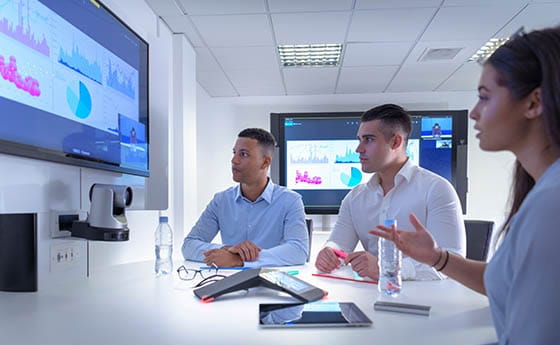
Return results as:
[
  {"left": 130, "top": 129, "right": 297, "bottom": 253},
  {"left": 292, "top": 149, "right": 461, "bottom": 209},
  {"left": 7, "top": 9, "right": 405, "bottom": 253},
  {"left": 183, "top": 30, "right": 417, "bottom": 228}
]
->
[{"left": 193, "top": 268, "right": 327, "bottom": 303}]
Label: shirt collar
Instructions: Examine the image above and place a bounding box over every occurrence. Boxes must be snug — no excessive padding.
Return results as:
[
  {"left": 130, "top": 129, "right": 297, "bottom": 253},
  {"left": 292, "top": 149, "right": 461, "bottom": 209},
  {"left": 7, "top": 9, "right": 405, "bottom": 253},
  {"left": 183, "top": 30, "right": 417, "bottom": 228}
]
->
[
  {"left": 397, "top": 158, "right": 415, "bottom": 183},
  {"left": 368, "top": 158, "right": 415, "bottom": 188},
  {"left": 234, "top": 178, "right": 274, "bottom": 204}
]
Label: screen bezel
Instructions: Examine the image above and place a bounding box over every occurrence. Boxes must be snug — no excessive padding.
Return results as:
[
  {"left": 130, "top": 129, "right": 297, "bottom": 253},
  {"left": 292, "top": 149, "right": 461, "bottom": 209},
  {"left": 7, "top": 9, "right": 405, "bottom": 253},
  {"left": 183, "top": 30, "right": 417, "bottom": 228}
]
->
[
  {"left": 0, "top": 0, "right": 150, "bottom": 177},
  {"left": 270, "top": 110, "right": 468, "bottom": 214}
]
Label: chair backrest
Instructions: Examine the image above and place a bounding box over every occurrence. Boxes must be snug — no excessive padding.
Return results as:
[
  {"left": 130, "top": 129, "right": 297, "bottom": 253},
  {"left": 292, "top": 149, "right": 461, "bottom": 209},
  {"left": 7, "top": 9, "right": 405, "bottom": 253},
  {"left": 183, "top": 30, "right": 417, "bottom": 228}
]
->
[
  {"left": 464, "top": 220, "right": 494, "bottom": 261},
  {"left": 305, "top": 219, "right": 313, "bottom": 262}
]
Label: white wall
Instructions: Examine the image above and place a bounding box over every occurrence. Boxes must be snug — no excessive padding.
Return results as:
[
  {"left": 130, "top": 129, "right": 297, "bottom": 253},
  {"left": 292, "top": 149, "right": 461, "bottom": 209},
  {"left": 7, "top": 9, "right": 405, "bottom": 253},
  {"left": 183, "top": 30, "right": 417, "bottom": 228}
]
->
[
  {"left": 171, "top": 34, "right": 198, "bottom": 254},
  {"left": 194, "top": 89, "right": 515, "bottom": 249}
]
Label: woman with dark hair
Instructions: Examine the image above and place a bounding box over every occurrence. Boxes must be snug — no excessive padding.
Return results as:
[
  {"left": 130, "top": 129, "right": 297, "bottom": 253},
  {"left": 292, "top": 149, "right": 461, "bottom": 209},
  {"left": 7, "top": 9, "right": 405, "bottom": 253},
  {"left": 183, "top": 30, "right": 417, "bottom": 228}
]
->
[{"left": 370, "top": 26, "right": 560, "bottom": 344}]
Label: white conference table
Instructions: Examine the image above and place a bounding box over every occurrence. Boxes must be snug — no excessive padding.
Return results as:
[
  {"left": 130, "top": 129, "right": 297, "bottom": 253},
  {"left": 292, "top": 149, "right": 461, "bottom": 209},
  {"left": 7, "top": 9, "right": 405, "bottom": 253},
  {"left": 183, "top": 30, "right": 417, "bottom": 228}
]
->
[{"left": 0, "top": 260, "right": 497, "bottom": 345}]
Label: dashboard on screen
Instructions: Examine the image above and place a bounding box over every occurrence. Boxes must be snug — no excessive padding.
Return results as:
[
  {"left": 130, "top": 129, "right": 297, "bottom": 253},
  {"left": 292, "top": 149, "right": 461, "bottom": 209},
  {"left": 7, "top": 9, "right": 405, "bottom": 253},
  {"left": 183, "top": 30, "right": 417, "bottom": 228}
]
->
[
  {"left": 0, "top": 0, "right": 149, "bottom": 176},
  {"left": 271, "top": 111, "right": 468, "bottom": 214}
]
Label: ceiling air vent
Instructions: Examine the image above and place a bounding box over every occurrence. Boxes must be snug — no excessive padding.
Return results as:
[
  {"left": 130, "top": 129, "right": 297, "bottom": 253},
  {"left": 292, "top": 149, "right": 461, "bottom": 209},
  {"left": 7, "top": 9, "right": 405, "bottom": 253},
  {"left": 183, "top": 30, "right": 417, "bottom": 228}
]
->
[{"left": 418, "top": 47, "right": 462, "bottom": 62}]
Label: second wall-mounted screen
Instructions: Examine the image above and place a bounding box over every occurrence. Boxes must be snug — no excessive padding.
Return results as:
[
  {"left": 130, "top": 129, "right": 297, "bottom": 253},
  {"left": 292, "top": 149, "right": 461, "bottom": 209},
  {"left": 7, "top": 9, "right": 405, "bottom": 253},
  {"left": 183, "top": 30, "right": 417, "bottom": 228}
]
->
[{"left": 271, "top": 111, "right": 468, "bottom": 214}]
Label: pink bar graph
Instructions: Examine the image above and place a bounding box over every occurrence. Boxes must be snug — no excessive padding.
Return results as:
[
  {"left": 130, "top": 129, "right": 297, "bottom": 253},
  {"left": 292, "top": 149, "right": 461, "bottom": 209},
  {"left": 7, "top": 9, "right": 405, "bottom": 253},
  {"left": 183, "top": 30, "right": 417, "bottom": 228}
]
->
[{"left": 0, "top": 0, "right": 50, "bottom": 57}]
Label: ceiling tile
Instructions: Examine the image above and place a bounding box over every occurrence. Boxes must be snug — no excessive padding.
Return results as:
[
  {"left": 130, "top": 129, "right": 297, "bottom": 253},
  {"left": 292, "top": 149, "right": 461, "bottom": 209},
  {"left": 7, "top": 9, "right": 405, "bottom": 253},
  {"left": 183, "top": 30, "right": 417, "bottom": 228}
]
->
[
  {"left": 144, "top": 0, "right": 183, "bottom": 16},
  {"left": 437, "top": 62, "right": 482, "bottom": 92},
  {"left": 211, "top": 46, "right": 278, "bottom": 70},
  {"left": 283, "top": 68, "right": 339, "bottom": 94},
  {"left": 191, "top": 14, "right": 273, "bottom": 47},
  {"left": 355, "top": 0, "right": 441, "bottom": 9},
  {"left": 343, "top": 42, "right": 413, "bottom": 66},
  {"left": 176, "top": 0, "right": 266, "bottom": 15},
  {"left": 443, "top": 0, "right": 526, "bottom": 6},
  {"left": 337, "top": 66, "right": 398, "bottom": 93},
  {"left": 161, "top": 15, "right": 204, "bottom": 46},
  {"left": 272, "top": 12, "right": 351, "bottom": 44},
  {"left": 195, "top": 48, "right": 221, "bottom": 72},
  {"left": 421, "top": 5, "right": 526, "bottom": 41},
  {"left": 496, "top": 3, "right": 560, "bottom": 37},
  {"left": 197, "top": 69, "right": 238, "bottom": 97},
  {"left": 387, "top": 63, "right": 458, "bottom": 92},
  {"left": 226, "top": 68, "right": 284, "bottom": 96},
  {"left": 236, "top": 86, "right": 285, "bottom": 96},
  {"left": 348, "top": 8, "right": 437, "bottom": 42},
  {"left": 268, "top": 0, "right": 354, "bottom": 12},
  {"left": 226, "top": 68, "right": 283, "bottom": 88}
]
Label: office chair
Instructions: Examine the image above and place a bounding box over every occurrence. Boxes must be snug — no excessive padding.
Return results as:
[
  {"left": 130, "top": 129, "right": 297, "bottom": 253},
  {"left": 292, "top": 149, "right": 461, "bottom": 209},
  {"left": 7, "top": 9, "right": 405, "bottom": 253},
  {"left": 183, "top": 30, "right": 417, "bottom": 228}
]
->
[
  {"left": 305, "top": 219, "right": 313, "bottom": 262},
  {"left": 464, "top": 220, "right": 494, "bottom": 261}
]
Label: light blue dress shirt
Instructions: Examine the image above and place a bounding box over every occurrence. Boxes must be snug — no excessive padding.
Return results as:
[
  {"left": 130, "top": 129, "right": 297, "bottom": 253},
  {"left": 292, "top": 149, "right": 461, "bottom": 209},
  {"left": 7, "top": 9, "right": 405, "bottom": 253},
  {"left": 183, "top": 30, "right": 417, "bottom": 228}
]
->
[
  {"left": 484, "top": 159, "right": 560, "bottom": 345},
  {"left": 181, "top": 180, "right": 308, "bottom": 267}
]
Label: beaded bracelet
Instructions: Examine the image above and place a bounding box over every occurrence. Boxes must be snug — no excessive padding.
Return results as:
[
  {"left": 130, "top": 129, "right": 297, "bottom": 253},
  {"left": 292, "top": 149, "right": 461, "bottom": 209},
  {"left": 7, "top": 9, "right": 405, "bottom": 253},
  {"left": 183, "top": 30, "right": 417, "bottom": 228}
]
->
[
  {"left": 431, "top": 248, "right": 443, "bottom": 267},
  {"left": 436, "top": 250, "right": 450, "bottom": 272}
]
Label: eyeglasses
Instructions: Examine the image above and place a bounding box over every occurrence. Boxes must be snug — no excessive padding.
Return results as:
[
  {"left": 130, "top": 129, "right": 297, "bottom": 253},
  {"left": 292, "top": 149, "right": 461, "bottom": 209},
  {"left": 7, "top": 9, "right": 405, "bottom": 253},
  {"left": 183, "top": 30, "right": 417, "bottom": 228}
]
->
[{"left": 176, "top": 264, "right": 226, "bottom": 288}]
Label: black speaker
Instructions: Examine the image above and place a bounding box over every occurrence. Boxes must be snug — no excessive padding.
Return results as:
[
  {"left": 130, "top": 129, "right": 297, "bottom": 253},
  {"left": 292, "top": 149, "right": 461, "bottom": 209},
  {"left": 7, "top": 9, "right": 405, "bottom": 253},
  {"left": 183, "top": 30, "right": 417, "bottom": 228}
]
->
[{"left": 0, "top": 213, "right": 38, "bottom": 292}]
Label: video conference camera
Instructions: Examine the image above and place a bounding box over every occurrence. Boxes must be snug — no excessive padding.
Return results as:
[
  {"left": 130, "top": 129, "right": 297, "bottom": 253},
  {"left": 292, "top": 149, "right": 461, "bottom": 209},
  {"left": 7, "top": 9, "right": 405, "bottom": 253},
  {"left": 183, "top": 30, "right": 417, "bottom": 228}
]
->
[{"left": 70, "top": 184, "right": 133, "bottom": 241}]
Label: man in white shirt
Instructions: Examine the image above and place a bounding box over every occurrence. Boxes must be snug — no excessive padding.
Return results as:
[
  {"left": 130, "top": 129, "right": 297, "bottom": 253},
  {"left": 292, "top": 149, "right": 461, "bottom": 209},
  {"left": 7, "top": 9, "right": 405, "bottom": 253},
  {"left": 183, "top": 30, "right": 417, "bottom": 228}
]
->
[{"left": 315, "top": 104, "right": 466, "bottom": 280}]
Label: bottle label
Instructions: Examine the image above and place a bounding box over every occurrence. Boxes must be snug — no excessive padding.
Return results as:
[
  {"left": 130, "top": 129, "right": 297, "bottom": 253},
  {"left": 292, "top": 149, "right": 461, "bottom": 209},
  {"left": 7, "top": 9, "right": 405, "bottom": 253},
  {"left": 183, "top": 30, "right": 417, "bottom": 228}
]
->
[{"left": 384, "top": 218, "right": 397, "bottom": 228}]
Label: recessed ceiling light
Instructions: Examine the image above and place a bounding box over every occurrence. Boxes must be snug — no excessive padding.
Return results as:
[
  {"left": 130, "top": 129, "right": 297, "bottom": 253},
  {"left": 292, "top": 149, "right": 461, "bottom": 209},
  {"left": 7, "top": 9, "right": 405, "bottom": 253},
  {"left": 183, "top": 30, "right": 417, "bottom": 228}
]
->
[
  {"left": 278, "top": 44, "right": 343, "bottom": 67},
  {"left": 468, "top": 38, "right": 509, "bottom": 64}
]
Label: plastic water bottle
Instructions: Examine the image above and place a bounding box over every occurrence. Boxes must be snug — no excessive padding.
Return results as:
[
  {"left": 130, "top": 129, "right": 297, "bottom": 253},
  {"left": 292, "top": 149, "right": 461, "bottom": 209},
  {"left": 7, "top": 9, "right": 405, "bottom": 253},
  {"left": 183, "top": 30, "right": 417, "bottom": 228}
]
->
[
  {"left": 378, "top": 218, "right": 402, "bottom": 297},
  {"left": 155, "top": 216, "right": 173, "bottom": 276}
]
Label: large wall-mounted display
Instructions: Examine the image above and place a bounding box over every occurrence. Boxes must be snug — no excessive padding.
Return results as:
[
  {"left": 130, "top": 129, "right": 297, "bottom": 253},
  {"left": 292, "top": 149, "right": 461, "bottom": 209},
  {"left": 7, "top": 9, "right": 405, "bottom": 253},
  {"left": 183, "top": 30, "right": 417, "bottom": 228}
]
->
[
  {"left": 0, "top": 0, "right": 149, "bottom": 176},
  {"left": 271, "top": 110, "right": 468, "bottom": 214}
]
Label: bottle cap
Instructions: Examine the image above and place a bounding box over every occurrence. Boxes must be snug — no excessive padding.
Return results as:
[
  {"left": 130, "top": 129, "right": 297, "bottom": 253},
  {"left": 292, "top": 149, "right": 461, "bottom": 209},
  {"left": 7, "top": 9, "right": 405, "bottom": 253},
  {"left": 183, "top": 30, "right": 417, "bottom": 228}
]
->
[
  {"left": 384, "top": 219, "right": 397, "bottom": 227},
  {"left": 159, "top": 216, "right": 168, "bottom": 223}
]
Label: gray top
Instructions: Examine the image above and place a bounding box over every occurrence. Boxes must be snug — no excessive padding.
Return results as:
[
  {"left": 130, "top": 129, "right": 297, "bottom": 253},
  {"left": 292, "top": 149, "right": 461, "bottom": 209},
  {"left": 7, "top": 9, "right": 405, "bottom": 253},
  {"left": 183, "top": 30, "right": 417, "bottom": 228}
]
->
[{"left": 484, "top": 159, "right": 560, "bottom": 345}]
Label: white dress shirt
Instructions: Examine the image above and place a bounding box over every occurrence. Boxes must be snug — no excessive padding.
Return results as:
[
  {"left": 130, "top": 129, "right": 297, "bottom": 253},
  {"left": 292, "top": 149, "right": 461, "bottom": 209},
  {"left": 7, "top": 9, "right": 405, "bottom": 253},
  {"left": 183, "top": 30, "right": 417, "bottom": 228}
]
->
[{"left": 326, "top": 159, "right": 466, "bottom": 280}]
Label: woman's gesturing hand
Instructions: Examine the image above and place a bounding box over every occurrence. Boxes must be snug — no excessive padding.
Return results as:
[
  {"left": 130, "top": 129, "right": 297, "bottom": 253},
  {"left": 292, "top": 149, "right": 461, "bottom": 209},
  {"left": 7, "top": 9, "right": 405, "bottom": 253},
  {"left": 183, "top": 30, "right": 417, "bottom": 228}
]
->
[{"left": 369, "top": 213, "right": 441, "bottom": 267}]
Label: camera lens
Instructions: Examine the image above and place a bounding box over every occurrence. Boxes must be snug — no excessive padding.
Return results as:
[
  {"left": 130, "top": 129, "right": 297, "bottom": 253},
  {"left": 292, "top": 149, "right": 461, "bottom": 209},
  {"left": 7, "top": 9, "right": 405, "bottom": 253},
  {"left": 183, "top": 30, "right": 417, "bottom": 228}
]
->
[{"left": 124, "top": 187, "right": 133, "bottom": 207}]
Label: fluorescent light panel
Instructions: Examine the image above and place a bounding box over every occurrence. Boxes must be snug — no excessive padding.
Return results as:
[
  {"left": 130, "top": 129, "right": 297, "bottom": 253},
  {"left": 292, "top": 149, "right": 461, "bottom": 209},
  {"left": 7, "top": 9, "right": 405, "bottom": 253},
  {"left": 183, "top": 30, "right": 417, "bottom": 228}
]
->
[
  {"left": 468, "top": 38, "right": 509, "bottom": 63},
  {"left": 278, "top": 44, "right": 343, "bottom": 67}
]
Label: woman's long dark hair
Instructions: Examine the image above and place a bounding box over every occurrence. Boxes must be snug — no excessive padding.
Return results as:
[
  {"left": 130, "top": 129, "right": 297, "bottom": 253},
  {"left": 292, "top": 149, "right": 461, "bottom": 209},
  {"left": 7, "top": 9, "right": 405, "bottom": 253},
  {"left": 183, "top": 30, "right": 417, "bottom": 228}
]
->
[{"left": 486, "top": 26, "right": 560, "bottom": 237}]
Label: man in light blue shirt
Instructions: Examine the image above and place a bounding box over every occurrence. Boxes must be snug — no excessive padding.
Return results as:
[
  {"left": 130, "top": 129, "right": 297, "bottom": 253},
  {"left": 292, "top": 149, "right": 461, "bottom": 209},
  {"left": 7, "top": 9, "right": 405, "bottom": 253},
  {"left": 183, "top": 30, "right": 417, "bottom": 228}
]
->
[{"left": 182, "top": 128, "right": 309, "bottom": 267}]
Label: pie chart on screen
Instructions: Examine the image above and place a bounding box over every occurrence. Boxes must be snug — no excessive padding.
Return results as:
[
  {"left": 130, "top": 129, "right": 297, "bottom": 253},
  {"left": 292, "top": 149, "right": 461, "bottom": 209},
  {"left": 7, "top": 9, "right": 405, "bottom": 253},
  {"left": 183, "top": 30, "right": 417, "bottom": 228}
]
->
[
  {"left": 340, "top": 167, "right": 362, "bottom": 187},
  {"left": 66, "top": 80, "right": 92, "bottom": 119}
]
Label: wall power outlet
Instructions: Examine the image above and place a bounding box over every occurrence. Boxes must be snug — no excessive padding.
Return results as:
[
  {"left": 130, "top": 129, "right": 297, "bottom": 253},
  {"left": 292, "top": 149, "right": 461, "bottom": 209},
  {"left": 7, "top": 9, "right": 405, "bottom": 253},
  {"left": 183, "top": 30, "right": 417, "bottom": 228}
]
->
[{"left": 50, "top": 242, "right": 82, "bottom": 272}]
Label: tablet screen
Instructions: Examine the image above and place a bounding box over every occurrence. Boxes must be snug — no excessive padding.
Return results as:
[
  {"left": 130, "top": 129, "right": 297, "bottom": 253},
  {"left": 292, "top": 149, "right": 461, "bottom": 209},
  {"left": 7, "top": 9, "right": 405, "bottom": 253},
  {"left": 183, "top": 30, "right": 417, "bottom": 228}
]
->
[
  {"left": 259, "top": 269, "right": 316, "bottom": 293},
  {"left": 259, "top": 301, "right": 372, "bottom": 328}
]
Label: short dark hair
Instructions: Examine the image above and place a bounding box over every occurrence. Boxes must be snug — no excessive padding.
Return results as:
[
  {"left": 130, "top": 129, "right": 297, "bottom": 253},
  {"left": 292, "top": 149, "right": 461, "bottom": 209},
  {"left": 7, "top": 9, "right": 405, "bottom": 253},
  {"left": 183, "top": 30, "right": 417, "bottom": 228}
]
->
[
  {"left": 238, "top": 128, "right": 276, "bottom": 156},
  {"left": 360, "top": 104, "right": 412, "bottom": 144}
]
